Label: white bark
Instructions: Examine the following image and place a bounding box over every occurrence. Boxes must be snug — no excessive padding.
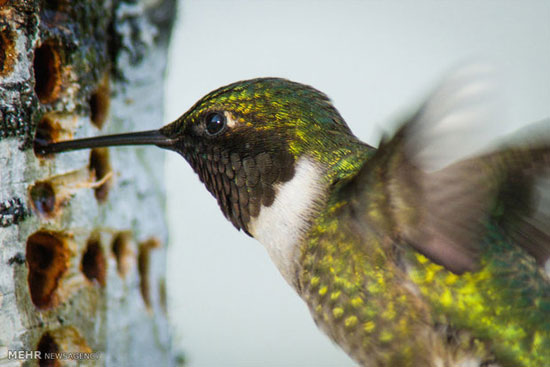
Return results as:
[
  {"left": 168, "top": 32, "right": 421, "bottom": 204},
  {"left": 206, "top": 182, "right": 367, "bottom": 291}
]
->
[{"left": 0, "top": 1, "right": 177, "bottom": 366}]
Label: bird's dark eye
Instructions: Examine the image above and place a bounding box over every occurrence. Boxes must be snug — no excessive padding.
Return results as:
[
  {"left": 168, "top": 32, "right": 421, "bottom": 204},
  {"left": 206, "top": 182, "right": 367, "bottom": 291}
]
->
[{"left": 205, "top": 112, "right": 226, "bottom": 136}]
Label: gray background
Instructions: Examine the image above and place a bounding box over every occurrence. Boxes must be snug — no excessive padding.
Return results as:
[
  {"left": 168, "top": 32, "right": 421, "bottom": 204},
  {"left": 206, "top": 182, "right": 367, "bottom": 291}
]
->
[{"left": 164, "top": 1, "right": 550, "bottom": 366}]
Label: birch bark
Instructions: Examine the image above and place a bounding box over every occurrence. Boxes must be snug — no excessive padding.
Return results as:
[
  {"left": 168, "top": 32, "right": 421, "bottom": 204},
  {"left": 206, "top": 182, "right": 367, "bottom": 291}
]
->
[{"left": 0, "top": 0, "right": 177, "bottom": 365}]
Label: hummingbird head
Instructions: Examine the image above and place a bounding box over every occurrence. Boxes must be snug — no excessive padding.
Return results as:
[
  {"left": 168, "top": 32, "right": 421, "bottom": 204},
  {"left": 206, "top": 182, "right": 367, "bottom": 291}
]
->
[{"left": 159, "top": 78, "right": 365, "bottom": 234}]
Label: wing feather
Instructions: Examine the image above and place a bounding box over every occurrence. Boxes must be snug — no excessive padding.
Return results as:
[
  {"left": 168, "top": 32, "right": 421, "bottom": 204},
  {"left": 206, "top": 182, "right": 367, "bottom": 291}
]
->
[{"left": 347, "top": 67, "right": 550, "bottom": 274}]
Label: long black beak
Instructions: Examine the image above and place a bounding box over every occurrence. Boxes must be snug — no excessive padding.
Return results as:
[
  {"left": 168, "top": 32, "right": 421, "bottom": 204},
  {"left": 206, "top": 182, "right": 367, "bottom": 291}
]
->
[{"left": 35, "top": 129, "right": 176, "bottom": 155}]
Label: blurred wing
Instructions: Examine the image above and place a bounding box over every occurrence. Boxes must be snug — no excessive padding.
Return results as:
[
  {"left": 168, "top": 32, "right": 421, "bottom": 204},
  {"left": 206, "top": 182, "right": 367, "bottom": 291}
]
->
[
  {"left": 493, "top": 120, "right": 550, "bottom": 270},
  {"left": 347, "top": 67, "right": 550, "bottom": 274}
]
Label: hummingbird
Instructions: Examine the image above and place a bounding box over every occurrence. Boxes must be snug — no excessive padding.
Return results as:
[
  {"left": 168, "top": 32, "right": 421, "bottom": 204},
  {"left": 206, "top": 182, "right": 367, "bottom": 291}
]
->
[{"left": 37, "top": 76, "right": 550, "bottom": 367}]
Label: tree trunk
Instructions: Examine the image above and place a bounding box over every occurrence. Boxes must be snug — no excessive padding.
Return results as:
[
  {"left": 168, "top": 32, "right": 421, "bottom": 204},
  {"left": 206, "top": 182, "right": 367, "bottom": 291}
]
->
[{"left": 0, "top": 0, "right": 177, "bottom": 365}]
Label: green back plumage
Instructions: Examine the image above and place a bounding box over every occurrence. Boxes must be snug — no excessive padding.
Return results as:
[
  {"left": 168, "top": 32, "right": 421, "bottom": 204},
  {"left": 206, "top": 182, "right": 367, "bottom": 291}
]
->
[
  {"left": 409, "top": 223, "right": 550, "bottom": 366},
  {"left": 299, "top": 160, "right": 550, "bottom": 367}
]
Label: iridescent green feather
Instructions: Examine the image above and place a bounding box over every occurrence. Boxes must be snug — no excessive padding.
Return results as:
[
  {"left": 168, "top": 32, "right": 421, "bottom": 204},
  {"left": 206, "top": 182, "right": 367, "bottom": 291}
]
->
[{"left": 408, "top": 223, "right": 550, "bottom": 367}]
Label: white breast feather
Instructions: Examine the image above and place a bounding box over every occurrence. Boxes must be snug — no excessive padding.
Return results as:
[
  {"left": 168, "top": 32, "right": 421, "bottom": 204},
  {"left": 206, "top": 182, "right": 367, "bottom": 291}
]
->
[{"left": 249, "top": 157, "right": 324, "bottom": 286}]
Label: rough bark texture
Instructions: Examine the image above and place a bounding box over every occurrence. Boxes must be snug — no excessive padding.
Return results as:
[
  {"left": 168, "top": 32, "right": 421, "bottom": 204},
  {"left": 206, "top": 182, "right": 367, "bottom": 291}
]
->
[{"left": 0, "top": 0, "right": 177, "bottom": 365}]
